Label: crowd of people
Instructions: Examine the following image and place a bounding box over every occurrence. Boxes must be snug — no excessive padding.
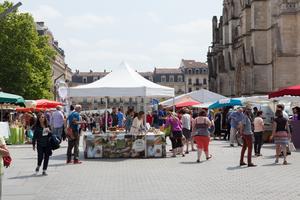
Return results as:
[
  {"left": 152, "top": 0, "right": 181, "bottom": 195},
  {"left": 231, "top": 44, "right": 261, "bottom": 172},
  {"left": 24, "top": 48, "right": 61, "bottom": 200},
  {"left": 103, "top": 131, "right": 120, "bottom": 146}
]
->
[{"left": 0, "top": 103, "right": 297, "bottom": 180}]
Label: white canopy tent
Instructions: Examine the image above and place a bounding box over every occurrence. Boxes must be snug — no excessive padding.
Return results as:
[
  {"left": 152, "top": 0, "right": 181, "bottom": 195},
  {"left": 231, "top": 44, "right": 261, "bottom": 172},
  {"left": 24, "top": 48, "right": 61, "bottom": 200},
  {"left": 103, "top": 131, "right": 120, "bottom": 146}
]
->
[
  {"left": 69, "top": 62, "right": 174, "bottom": 98},
  {"left": 69, "top": 62, "right": 174, "bottom": 132},
  {"left": 160, "top": 89, "right": 226, "bottom": 107}
]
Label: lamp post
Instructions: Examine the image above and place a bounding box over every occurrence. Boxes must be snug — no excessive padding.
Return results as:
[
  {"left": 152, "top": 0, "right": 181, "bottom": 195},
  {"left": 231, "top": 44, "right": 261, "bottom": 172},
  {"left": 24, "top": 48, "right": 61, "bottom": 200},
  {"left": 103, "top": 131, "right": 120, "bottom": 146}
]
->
[{"left": 0, "top": 2, "right": 22, "bottom": 20}]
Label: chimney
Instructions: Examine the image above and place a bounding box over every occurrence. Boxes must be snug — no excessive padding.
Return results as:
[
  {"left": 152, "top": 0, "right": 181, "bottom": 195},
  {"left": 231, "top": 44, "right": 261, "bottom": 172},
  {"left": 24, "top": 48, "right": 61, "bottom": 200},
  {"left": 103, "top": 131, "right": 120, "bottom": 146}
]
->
[{"left": 90, "top": 69, "right": 93, "bottom": 73}]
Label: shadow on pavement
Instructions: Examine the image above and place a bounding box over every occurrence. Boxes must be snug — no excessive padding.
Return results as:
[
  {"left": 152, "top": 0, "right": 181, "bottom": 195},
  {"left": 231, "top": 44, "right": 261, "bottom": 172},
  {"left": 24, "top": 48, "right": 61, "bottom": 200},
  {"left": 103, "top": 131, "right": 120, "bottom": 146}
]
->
[
  {"left": 8, "top": 173, "right": 44, "bottom": 180},
  {"left": 227, "top": 166, "right": 247, "bottom": 171},
  {"left": 180, "top": 161, "right": 200, "bottom": 165}
]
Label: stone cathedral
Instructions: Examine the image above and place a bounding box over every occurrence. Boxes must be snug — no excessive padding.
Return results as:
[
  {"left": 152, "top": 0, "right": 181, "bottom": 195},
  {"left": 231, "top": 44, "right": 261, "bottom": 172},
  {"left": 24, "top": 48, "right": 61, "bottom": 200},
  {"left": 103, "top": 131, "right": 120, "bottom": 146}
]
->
[{"left": 207, "top": 0, "right": 300, "bottom": 97}]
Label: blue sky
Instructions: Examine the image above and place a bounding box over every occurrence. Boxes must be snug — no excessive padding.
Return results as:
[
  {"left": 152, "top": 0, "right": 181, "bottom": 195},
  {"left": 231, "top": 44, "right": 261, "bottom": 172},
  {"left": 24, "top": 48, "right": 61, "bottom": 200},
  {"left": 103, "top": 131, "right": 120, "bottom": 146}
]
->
[{"left": 10, "top": 0, "right": 223, "bottom": 71}]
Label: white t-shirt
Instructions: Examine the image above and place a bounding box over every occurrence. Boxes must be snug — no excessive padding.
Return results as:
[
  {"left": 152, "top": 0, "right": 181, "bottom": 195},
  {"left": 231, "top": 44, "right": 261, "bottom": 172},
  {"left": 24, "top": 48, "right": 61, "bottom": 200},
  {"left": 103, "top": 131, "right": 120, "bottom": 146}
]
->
[
  {"left": 181, "top": 114, "right": 191, "bottom": 130},
  {"left": 130, "top": 117, "right": 144, "bottom": 134},
  {"left": 254, "top": 117, "right": 264, "bottom": 132}
]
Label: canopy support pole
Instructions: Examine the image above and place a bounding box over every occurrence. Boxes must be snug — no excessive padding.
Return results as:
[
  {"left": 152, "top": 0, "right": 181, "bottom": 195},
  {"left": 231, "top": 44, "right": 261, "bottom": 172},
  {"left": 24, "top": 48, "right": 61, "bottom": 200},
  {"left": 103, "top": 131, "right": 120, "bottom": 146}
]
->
[
  {"left": 105, "top": 97, "right": 108, "bottom": 133},
  {"left": 172, "top": 97, "right": 175, "bottom": 112}
]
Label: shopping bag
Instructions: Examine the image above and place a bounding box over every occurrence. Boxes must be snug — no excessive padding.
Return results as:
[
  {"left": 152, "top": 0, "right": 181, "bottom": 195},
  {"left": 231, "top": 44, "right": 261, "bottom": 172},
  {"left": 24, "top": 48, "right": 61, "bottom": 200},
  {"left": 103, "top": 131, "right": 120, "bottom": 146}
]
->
[
  {"left": 163, "top": 126, "right": 171, "bottom": 137},
  {"left": 289, "top": 142, "right": 296, "bottom": 152},
  {"left": 66, "top": 127, "right": 75, "bottom": 140},
  {"left": 3, "top": 156, "right": 12, "bottom": 168}
]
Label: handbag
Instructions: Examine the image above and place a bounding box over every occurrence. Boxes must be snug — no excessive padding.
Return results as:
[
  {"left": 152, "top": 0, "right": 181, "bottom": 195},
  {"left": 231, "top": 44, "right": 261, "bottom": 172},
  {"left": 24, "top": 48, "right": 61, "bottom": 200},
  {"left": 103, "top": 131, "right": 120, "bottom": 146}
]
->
[
  {"left": 288, "top": 142, "right": 296, "bottom": 152},
  {"left": 3, "top": 156, "right": 12, "bottom": 168},
  {"left": 67, "top": 127, "right": 75, "bottom": 140}
]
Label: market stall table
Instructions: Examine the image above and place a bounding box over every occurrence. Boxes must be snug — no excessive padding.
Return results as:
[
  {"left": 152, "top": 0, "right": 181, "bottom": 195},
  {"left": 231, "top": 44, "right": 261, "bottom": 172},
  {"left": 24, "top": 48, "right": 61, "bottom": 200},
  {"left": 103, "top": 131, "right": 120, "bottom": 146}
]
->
[{"left": 83, "top": 131, "right": 166, "bottom": 159}]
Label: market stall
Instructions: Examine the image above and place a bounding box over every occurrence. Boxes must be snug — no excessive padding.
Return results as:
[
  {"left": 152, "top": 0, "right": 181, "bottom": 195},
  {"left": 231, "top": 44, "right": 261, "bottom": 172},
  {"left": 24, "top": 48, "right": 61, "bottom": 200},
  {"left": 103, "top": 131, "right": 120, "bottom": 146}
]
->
[
  {"left": 69, "top": 62, "right": 174, "bottom": 159},
  {"left": 269, "top": 85, "right": 300, "bottom": 148},
  {"left": 83, "top": 129, "right": 166, "bottom": 158},
  {"left": 159, "top": 89, "right": 225, "bottom": 107}
]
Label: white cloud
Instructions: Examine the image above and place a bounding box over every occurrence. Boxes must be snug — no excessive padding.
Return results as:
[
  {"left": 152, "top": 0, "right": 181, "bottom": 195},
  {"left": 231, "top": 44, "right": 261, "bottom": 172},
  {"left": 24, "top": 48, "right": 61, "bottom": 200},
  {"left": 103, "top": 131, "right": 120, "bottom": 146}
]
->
[
  {"left": 168, "top": 19, "right": 211, "bottom": 35},
  {"left": 146, "top": 12, "right": 160, "bottom": 23},
  {"left": 29, "top": 5, "right": 62, "bottom": 21},
  {"left": 65, "top": 14, "right": 116, "bottom": 29}
]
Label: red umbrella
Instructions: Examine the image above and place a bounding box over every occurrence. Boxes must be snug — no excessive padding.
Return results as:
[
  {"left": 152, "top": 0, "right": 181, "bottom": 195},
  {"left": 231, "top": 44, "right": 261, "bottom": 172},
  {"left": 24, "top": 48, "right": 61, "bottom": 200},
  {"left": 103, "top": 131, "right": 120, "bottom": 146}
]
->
[
  {"left": 175, "top": 101, "right": 201, "bottom": 108},
  {"left": 269, "top": 85, "right": 300, "bottom": 98},
  {"left": 36, "top": 99, "right": 62, "bottom": 109}
]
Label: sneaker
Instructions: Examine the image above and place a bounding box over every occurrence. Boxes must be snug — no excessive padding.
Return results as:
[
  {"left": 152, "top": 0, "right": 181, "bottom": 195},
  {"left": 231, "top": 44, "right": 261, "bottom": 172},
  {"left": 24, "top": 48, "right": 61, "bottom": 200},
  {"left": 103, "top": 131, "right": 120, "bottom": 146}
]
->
[
  {"left": 230, "top": 144, "right": 234, "bottom": 147},
  {"left": 42, "top": 171, "right": 48, "bottom": 176},
  {"left": 196, "top": 159, "right": 200, "bottom": 163},
  {"left": 182, "top": 154, "right": 185, "bottom": 157},
  {"left": 66, "top": 160, "right": 72, "bottom": 164},
  {"left": 206, "top": 155, "right": 212, "bottom": 160},
  {"left": 185, "top": 151, "right": 189, "bottom": 154},
  {"left": 35, "top": 166, "right": 40, "bottom": 173},
  {"left": 240, "top": 162, "right": 247, "bottom": 166},
  {"left": 248, "top": 163, "right": 257, "bottom": 167},
  {"left": 283, "top": 160, "right": 288, "bottom": 165},
  {"left": 73, "top": 160, "right": 82, "bottom": 164},
  {"left": 275, "top": 159, "right": 279, "bottom": 164}
]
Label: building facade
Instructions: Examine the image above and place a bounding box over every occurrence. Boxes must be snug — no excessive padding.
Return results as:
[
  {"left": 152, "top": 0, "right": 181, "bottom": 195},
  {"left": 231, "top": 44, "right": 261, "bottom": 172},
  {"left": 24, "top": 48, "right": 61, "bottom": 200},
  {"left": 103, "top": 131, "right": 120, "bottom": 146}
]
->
[
  {"left": 180, "top": 59, "right": 208, "bottom": 93},
  {"left": 70, "top": 59, "right": 208, "bottom": 110},
  {"left": 208, "top": 0, "right": 300, "bottom": 97},
  {"left": 36, "top": 22, "right": 72, "bottom": 97},
  {"left": 153, "top": 68, "right": 185, "bottom": 95}
]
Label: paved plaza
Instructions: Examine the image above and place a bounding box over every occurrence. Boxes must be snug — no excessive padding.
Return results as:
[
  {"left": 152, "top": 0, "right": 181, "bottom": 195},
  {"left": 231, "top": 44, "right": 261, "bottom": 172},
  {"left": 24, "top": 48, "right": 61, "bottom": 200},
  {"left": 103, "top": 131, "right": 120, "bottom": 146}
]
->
[{"left": 3, "top": 140, "right": 300, "bottom": 200}]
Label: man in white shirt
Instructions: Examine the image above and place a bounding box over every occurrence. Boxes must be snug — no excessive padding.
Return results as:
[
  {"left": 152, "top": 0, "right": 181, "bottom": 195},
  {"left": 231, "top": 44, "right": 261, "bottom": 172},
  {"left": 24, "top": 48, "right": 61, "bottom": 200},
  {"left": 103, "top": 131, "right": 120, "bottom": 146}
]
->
[{"left": 182, "top": 108, "right": 195, "bottom": 153}]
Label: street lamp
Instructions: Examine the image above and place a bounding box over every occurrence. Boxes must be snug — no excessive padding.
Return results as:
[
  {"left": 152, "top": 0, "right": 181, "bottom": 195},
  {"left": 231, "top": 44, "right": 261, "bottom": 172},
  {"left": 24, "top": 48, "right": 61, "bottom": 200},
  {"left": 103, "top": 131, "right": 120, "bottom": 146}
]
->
[{"left": 0, "top": 2, "right": 22, "bottom": 20}]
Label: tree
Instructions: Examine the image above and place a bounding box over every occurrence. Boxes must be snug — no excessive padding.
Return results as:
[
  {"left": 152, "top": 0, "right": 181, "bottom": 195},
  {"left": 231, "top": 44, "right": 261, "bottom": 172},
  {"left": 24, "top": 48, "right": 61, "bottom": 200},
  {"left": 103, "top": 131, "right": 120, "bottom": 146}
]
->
[{"left": 0, "top": 1, "right": 55, "bottom": 99}]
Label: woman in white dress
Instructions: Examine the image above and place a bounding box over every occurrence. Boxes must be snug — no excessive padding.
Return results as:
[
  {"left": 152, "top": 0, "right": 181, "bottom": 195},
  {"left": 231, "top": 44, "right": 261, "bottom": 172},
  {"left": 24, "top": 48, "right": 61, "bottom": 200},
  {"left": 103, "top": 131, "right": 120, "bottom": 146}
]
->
[{"left": 130, "top": 111, "right": 145, "bottom": 134}]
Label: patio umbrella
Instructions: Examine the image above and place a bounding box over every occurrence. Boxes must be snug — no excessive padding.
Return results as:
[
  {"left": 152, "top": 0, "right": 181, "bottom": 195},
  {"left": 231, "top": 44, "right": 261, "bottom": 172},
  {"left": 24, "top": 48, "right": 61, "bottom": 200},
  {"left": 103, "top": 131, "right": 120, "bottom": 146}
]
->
[
  {"left": 175, "top": 101, "right": 201, "bottom": 108},
  {"left": 208, "top": 98, "right": 243, "bottom": 110},
  {"left": 0, "top": 92, "right": 25, "bottom": 106},
  {"left": 35, "top": 99, "right": 62, "bottom": 109},
  {"left": 269, "top": 85, "right": 300, "bottom": 98}
]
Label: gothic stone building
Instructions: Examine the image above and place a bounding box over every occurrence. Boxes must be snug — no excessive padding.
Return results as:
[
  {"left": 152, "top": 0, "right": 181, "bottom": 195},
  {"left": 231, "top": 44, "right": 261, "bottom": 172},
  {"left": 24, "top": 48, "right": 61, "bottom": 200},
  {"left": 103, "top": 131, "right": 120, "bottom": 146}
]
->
[{"left": 208, "top": 0, "right": 300, "bottom": 97}]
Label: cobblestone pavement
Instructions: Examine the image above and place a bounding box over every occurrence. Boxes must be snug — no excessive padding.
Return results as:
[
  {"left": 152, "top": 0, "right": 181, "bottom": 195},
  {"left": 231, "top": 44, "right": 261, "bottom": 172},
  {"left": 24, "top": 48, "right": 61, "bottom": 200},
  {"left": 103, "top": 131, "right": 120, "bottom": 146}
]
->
[{"left": 3, "top": 139, "right": 300, "bottom": 200}]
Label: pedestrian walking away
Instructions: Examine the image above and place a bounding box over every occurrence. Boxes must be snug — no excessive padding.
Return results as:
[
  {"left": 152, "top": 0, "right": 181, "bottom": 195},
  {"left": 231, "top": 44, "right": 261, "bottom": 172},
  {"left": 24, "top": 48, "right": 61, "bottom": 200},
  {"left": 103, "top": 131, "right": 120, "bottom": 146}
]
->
[
  {"left": 239, "top": 108, "right": 256, "bottom": 167},
  {"left": 50, "top": 105, "right": 64, "bottom": 140},
  {"left": 253, "top": 111, "right": 264, "bottom": 156},
  {"left": 181, "top": 108, "right": 193, "bottom": 154},
  {"left": 32, "top": 113, "right": 52, "bottom": 175},
  {"left": 192, "top": 110, "right": 212, "bottom": 163},
  {"left": 229, "top": 108, "right": 244, "bottom": 147},
  {"left": 272, "top": 110, "right": 291, "bottom": 165}
]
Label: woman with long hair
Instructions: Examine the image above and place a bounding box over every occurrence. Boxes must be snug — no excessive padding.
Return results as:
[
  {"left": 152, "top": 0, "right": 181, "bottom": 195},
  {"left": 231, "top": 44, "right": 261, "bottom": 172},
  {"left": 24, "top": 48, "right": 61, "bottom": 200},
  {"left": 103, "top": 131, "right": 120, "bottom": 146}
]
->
[
  {"left": 32, "top": 113, "right": 52, "bottom": 176},
  {"left": 192, "top": 110, "right": 212, "bottom": 163},
  {"left": 272, "top": 110, "right": 291, "bottom": 165}
]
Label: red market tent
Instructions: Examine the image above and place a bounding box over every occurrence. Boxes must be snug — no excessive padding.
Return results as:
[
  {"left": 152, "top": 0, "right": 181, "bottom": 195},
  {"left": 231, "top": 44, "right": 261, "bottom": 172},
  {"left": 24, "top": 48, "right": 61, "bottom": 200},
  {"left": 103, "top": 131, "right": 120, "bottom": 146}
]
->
[
  {"left": 16, "top": 107, "right": 45, "bottom": 112},
  {"left": 269, "top": 85, "right": 300, "bottom": 98},
  {"left": 175, "top": 101, "right": 201, "bottom": 108},
  {"left": 35, "top": 99, "right": 62, "bottom": 109}
]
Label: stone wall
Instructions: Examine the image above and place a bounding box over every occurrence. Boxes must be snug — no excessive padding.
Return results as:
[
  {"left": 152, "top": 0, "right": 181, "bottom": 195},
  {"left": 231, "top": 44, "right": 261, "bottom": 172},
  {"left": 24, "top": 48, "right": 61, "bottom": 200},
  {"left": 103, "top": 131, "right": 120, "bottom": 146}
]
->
[{"left": 208, "top": 0, "right": 300, "bottom": 97}]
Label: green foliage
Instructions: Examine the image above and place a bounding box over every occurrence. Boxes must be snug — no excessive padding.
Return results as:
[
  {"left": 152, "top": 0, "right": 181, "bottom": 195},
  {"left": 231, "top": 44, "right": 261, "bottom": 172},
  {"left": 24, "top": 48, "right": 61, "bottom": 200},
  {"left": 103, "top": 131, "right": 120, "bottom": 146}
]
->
[{"left": 0, "top": 1, "right": 56, "bottom": 100}]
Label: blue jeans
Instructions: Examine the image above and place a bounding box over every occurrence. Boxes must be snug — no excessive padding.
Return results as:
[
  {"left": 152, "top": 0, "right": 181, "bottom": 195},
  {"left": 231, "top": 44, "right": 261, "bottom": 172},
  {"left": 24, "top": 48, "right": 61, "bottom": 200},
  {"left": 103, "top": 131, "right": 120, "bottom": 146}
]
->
[{"left": 52, "top": 127, "right": 63, "bottom": 140}]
